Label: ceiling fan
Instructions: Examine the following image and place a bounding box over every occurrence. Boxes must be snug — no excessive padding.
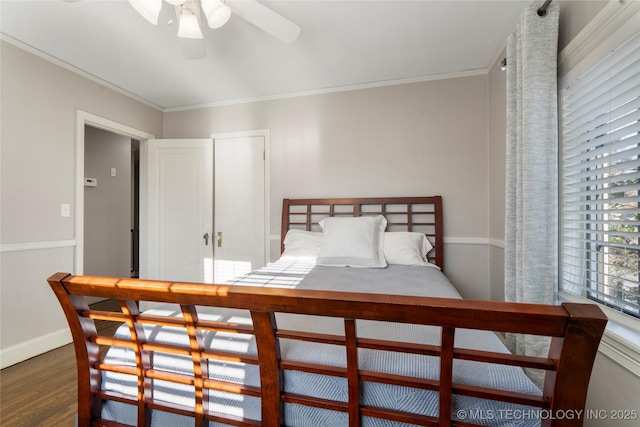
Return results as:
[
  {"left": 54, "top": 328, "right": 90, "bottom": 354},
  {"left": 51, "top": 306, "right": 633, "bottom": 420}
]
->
[{"left": 129, "top": 0, "right": 301, "bottom": 58}]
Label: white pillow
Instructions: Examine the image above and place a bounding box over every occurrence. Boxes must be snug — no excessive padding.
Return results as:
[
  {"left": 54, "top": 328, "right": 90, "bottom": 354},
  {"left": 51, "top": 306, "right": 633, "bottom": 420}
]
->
[
  {"left": 384, "top": 232, "right": 433, "bottom": 266},
  {"left": 317, "top": 215, "right": 387, "bottom": 268},
  {"left": 281, "top": 229, "right": 322, "bottom": 259}
]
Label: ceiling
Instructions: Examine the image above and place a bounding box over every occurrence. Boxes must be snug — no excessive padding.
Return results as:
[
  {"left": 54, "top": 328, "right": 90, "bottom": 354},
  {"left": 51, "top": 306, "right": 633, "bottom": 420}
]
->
[{"left": 0, "top": 0, "right": 530, "bottom": 110}]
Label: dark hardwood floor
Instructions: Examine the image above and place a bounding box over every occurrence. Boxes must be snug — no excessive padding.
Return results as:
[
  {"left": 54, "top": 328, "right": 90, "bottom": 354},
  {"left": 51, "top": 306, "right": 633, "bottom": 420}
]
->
[{"left": 1, "top": 299, "right": 121, "bottom": 427}]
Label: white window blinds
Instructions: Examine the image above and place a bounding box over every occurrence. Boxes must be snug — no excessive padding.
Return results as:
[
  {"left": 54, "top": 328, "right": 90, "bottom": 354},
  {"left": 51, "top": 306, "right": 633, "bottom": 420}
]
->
[{"left": 560, "top": 29, "right": 640, "bottom": 318}]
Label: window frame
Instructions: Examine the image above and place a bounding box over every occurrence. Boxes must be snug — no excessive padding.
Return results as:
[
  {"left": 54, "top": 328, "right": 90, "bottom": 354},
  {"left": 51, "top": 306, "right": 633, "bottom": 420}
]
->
[{"left": 557, "top": 0, "right": 640, "bottom": 375}]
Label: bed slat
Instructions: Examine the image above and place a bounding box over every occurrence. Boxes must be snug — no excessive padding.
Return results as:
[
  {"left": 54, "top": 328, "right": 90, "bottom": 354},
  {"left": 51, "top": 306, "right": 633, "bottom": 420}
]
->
[
  {"left": 180, "top": 304, "right": 208, "bottom": 427},
  {"left": 345, "top": 319, "right": 361, "bottom": 427},
  {"left": 251, "top": 310, "right": 283, "bottom": 426},
  {"left": 119, "top": 300, "right": 152, "bottom": 427},
  {"left": 438, "top": 326, "right": 455, "bottom": 427}
]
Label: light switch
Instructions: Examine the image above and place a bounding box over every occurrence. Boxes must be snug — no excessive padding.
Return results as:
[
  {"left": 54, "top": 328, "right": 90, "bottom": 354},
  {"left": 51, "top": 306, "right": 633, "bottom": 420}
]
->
[
  {"left": 61, "top": 203, "right": 71, "bottom": 218},
  {"left": 111, "top": 168, "right": 116, "bottom": 177}
]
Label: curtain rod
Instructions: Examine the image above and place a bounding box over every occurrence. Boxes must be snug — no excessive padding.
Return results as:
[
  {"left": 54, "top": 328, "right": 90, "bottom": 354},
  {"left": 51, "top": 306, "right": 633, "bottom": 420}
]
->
[
  {"left": 537, "top": 0, "right": 553, "bottom": 17},
  {"left": 499, "top": 0, "right": 553, "bottom": 71}
]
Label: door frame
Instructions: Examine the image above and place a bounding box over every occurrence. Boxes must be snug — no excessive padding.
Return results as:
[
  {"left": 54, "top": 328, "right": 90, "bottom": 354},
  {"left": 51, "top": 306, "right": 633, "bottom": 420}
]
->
[
  {"left": 211, "top": 129, "right": 271, "bottom": 266},
  {"left": 75, "top": 110, "right": 155, "bottom": 275}
]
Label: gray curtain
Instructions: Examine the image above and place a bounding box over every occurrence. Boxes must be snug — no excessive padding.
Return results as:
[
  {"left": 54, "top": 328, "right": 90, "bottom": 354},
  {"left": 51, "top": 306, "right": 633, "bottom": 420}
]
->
[{"left": 505, "top": 3, "right": 559, "bottom": 388}]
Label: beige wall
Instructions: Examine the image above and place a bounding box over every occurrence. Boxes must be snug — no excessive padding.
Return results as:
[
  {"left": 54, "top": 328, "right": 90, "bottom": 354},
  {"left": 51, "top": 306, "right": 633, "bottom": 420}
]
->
[
  {"left": 0, "top": 41, "right": 163, "bottom": 367},
  {"left": 164, "top": 75, "right": 492, "bottom": 299},
  {"left": 488, "top": 45, "right": 507, "bottom": 302}
]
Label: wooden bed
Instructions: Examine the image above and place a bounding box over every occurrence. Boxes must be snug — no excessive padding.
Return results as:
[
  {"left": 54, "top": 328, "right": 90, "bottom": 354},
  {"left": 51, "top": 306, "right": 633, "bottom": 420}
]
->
[{"left": 48, "top": 196, "right": 607, "bottom": 427}]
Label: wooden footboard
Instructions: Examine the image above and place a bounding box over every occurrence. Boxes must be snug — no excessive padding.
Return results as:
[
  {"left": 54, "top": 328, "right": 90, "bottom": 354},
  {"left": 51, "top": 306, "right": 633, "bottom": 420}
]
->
[{"left": 48, "top": 273, "right": 606, "bottom": 427}]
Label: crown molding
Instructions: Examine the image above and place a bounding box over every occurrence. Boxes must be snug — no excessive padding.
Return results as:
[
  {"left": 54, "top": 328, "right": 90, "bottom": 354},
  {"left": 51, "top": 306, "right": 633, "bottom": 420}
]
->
[
  {"left": 3, "top": 31, "right": 489, "bottom": 113},
  {"left": 558, "top": 0, "right": 640, "bottom": 77},
  {"left": 1, "top": 33, "right": 164, "bottom": 112},
  {"left": 164, "top": 69, "right": 488, "bottom": 112}
]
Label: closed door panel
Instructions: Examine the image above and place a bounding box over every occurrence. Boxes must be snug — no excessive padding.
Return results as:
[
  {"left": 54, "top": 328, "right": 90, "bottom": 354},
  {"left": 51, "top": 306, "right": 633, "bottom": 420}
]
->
[
  {"left": 214, "top": 136, "right": 265, "bottom": 283},
  {"left": 146, "top": 139, "right": 213, "bottom": 284}
]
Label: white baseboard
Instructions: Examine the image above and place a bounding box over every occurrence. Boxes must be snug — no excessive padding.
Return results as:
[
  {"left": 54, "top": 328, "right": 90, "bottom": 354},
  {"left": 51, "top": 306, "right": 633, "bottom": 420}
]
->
[{"left": 0, "top": 328, "right": 72, "bottom": 369}]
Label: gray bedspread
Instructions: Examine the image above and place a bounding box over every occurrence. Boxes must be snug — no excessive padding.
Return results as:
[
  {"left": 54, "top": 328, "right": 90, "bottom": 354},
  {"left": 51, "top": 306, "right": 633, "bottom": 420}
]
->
[{"left": 100, "top": 259, "right": 542, "bottom": 426}]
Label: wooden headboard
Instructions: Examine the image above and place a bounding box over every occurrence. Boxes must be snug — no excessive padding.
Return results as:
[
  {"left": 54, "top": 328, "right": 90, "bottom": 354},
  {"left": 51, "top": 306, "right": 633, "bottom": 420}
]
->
[{"left": 281, "top": 196, "right": 444, "bottom": 270}]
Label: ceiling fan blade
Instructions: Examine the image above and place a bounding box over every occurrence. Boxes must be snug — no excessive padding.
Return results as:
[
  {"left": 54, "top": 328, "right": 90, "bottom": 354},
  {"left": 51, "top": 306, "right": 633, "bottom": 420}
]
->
[{"left": 228, "top": 0, "right": 301, "bottom": 44}]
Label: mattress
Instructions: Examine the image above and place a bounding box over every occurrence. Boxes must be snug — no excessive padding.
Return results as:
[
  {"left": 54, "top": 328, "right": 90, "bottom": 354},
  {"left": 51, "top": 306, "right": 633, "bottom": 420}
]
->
[{"left": 99, "top": 258, "right": 542, "bottom": 426}]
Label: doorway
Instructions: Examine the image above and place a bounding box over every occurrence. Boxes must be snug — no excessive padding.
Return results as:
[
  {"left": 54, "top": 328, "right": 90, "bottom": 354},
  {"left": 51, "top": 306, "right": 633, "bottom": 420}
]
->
[
  {"left": 75, "top": 111, "right": 155, "bottom": 278},
  {"left": 83, "top": 126, "right": 139, "bottom": 279},
  {"left": 76, "top": 113, "right": 270, "bottom": 286}
]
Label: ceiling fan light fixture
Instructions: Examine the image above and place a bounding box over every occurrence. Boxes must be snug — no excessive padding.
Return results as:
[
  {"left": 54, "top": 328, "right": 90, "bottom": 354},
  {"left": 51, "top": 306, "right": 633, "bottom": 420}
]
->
[
  {"left": 165, "top": 0, "right": 187, "bottom": 5},
  {"left": 129, "top": 0, "right": 163, "bottom": 25},
  {"left": 178, "top": 10, "right": 204, "bottom": 39},
  {"left": 201, "top": 0, "right": 231, "bottom": 29}
]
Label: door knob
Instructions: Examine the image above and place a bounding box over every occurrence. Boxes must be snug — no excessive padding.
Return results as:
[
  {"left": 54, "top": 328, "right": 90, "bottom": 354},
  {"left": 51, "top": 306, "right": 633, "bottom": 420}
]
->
[{"left": 203, "top": 233, "right": 209, "bottom": 246}]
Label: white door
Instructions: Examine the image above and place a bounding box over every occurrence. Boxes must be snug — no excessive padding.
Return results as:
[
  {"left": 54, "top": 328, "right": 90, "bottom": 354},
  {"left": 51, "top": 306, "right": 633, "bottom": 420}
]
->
[
  {"left": 145, "top": 139, "right": 214, "bottom": 284},
  {"left": 214, "top": 135, "right": 266, "bottom": 283}
]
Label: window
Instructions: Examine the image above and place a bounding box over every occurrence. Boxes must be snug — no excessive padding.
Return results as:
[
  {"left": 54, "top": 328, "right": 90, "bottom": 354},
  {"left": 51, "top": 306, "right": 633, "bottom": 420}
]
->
[{"left": 560, "top": 29, "right": 640, "bottom": 322}]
